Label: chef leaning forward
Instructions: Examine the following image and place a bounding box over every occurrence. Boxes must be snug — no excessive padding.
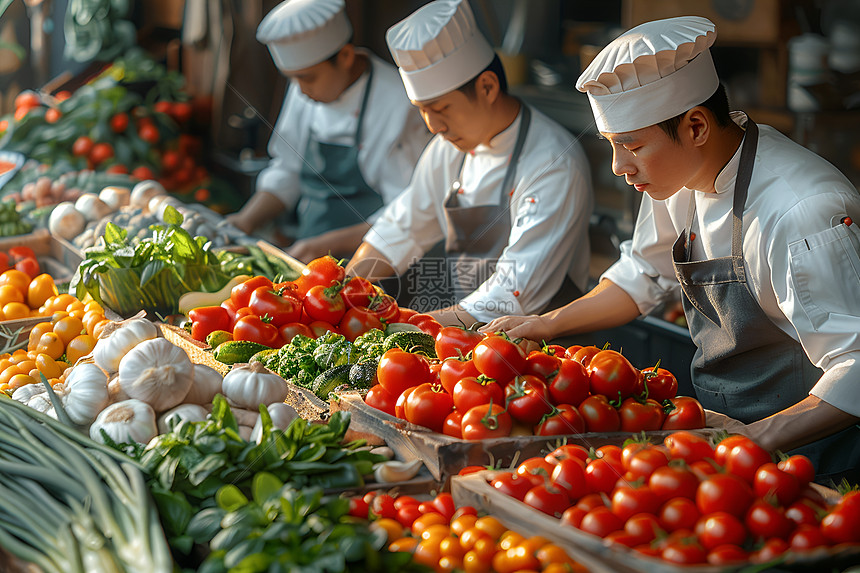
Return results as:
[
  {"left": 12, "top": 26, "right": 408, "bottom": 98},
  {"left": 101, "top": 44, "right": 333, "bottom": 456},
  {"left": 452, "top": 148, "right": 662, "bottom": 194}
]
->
[
  {"left": 484, "top": 16, "right": 860, "bottom": 485},
  {"left": 346, "top": 0, "right": 594, "bottom": 326},
  {"left": 224, "top": 0, "right": 431, "bottom": 261}
]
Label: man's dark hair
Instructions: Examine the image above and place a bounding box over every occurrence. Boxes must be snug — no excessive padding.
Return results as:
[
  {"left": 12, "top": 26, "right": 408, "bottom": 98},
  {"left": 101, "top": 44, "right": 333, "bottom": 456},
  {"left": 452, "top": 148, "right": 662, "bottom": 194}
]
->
[
  {"left": 657, "top": 83, "right": 732, "bottom": 143},
  {"left": 456, "top": 54, "right": 508, "bottom": 99}
]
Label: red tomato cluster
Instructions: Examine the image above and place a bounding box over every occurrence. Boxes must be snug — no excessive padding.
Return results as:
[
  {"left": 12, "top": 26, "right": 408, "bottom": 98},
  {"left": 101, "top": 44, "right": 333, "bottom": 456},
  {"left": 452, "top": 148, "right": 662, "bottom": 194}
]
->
[
  {"left": 188, "top": 256, "right": 441, "bottom": 347},
  {"left": 364, "top": 334, "right": 705, "bottom": 438},
  {"left": 0, "top": 246, "right": 40, "bottom": 279},
  {"left": 488, "top": 432, "right": 859, "bottom": 566},
  {"left": 347, "top": 491, "right": 588, "bottom": 572}
]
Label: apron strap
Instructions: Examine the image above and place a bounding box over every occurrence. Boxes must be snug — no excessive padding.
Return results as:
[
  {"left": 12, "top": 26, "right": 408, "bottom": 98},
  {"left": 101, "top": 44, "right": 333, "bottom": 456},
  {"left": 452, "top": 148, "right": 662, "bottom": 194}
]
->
[
  {"left": 683, "top": 117, "right": 759, "bottom": 261},
  {"left": 354, "top": 62, "right": 374, "bottom": 147}
]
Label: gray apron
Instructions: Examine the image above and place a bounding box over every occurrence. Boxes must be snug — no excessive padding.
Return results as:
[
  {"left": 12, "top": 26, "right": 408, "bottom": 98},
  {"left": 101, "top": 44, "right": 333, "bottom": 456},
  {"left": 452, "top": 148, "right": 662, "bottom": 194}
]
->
[
  {"left": 387, "top": 104, "right": 580, "bottom": 313},
  {"left": 296, "top": 65, "right": 383, "bottom": 240},
  {"left": 672, "top": 119, "right": 860, "bottom": 485}
]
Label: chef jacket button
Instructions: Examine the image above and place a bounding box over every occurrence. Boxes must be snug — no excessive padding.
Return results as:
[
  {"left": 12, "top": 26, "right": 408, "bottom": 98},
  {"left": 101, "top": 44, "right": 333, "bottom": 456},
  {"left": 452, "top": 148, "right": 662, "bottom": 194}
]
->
[
  {"left": 690, "top": 232, "right": 696, "bottom": 241},
  {"left": 842, "top": 216, "right": 853, "bottom": 227},
  {"left": 513, "top": 290, "right": 520, "bottom": 297}
]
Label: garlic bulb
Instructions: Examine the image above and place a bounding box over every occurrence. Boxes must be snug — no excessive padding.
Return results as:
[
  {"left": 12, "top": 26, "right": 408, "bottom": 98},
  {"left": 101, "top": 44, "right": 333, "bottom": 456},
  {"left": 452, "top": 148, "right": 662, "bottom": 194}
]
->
[
  {"left": 48, "top": 201, "right": 86, "bottom": 240},
  {"left": 93, "top": 318, "right": 159, "bottom": 373},
  {"left": 108, "top": 376, "right": 128, "bottom": 403},
  {"left": 251, "top": 402, "right": 299, "bottom": 443},
  {"left": 118, "top": 338, "right": 194, "bottom": 412},
  {"left": 26, "top": 393, "right": 54, "bottom": 414},
  {"left": 60, "top": 363, "right": 110, "bottom": 425},
  {"left": 373, "top": 459, "right": 424, "bottom": 483},
  {"left": 230, "top": 407, "right": 261, "bottom": 428},
  {"left": 183, "top": 364, "right": 222, "bottom": 405},
  {"left": 130, "top": 180, "right": 166, "bottom": 209},
  {"left": 221, "top": 362, "right": 288, "bottom": 409},
  {"left": 74, "top": 193, "right": 113, "bottom": 222},
  {"left": 98, "top": 186, "right": 130, "bottom": 210},
  {"left": 89, "top": 399, "right": 157, "bottom": 444},
  {"left": 12, "top": 383, "right": 46, "bottom": 403},
  {"left": 157, "top": 403, "right": 209, "bottom": 434}
]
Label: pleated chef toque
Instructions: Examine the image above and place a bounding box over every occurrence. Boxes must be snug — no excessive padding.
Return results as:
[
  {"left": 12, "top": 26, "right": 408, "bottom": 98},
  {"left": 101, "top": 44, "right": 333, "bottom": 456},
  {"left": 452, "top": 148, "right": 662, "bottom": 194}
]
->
[
  {"left": 576, "top": 16, "right": 718, "bottom": 133},
  {"left": 386, "top": 0, "right": 495, "bottom": 102},
  {"left": 257, "top": 0, "right": 352, "bottom": 72}
]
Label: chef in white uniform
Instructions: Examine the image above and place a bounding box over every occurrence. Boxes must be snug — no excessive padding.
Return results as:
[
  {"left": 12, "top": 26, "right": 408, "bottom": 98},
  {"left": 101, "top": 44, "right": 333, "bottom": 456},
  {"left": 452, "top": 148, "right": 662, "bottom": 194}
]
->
[
  {"left": 484, "top": 16, "right": 860, "bottom": 483},
  {"left": 225, "top": 0, "right": 430, "bottom": 261},
  {"left": 346, "top": 0, "right": 593, "bottom": 326}
]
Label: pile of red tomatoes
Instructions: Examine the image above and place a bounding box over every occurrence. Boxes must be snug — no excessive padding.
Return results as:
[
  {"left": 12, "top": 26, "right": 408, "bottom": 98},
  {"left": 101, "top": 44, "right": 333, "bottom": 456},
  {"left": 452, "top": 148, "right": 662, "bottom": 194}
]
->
[
  {"left": 364, "top": 327, "right": 706, "bottom": 439},
  {"left": 187, "top": 255, "right": 443, "bottom": 347},
  {"left": 484, "top": 431, "right": 859, "bottom": 566}
]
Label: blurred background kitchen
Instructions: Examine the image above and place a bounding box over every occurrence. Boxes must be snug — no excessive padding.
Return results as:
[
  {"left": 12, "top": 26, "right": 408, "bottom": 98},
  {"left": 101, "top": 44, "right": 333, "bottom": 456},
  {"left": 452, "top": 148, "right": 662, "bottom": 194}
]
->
[{"left": 2, "top": 0, "right": 859, "bottom": 392}]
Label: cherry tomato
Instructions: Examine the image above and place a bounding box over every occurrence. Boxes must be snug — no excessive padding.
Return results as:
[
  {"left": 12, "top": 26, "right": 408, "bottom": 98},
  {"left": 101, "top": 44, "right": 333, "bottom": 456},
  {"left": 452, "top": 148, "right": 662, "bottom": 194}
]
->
[
  {"left": 789, "top": 524, "right": 830, "bottom": 552},
  {"left": 724, "top": 439, "right": 772, "bottom": 483},
  {"left": 777, "top": 454, "right": 816, "bottom": 487},
  {"left": 490, "top": 472, "right": 536, "bottom": 501},
  {"left": 232, "top": 314, "right": 279, "bottom": 347},
  {"left": 584, "top": 458, "right": 623, "bottom": 495},
  {"left": 472, "top": 334, "right": 527, "bottom": 384},
  {"left": 611, "top": 484, "right": 661, "bottom": 521},
  {"left": 377, "top": 348, "right": 431, "bottom": 399},
  {"left": 785, "top": 499, "right": 821, "bottom": 527},
  {"left": 524, "top": 483, "right": 572, "bottom": 518},
  {"left": 697, "top": 511, "right": 747, "bottom": 550},
  {"left": 696, "top": 473, "right": 754, "bottom": 518},
  {"left": 821, "top": 507, "right": 860, "bottom": 544},
  {"left": 579, "top": 506, "right": 623, "bottom": 537},
  {"left": 753, "top": 462, "right": 800, "bottom": 506},
  {"left": 745, "top": 499, "right": 793, "bottom": 541},
  {"left": 14, "top": 257, "right": 39, "bottom": 280},
  {"left": 661, "top": 539, "right": 707, "bottom": 564},
  {"left": 461, "top": 403, "right": 512, "bottom": 440},
  {"left": 706, "top": 544, "right": 748, "bottom": 565},
  {"left": 624, "top": 513, "right": 662, "bottom": 545},
  {"left": 303, "top": 284, "right": 346, "bottom": 324},
  {"left": 659, "top": 497, "right": 700, "bottom": 532},
  {"left": 545, "top": 444, "right": 590, "bottom": 466},
  {"left": 7, "top": 246, "right": 35, "bottom": 263},
  {"left": 749, "top": 538, "right": 789, "bottom": 564},
  {"left": 435, "top": 326, "right": 484, "bottom": 360},
  {"left": 649, "top": 465, "right": 699, "bottom": 502},
  {"left": 550, "top": 458, "right": 588, "bottom": 501},
  {"left": 663, "top": 431, "right": 715, "bottom": 464}
]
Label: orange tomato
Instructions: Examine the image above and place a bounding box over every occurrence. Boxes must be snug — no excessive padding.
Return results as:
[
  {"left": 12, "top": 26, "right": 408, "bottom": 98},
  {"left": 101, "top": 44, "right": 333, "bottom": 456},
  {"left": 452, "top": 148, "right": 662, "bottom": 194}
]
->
[
  {"left": 53, "top": 316, "right": 85, "bottom": 346},
  {"left": 411, "top": 512, "right": 447, "bottom": 537},
  {"left": 438, "top": 555, "right": 462, "bottom": 572},
  {"left": 543, "top": 563, "right": 589, "bottom": 573},
  {"left": 412, "top": 539, "right": 442, "bottom": 569},
  {"left": 13, "top": 360, "right": 36, "bottom": 375},
  {"left": 421, "top": 524, "right": 451, "bottom": 544},
  {"left": 462, "top": 550, "right": 492, "bottom": 573},
  {"left": 369, "top": 518, "right": 403, "bottom": 543},
  {"left": 27, "top": 322, "right": 53, "bottom": 351},
  {"left": 7, "top": 373, "right": 36, "bottom": 390},
  {"left": 498, "top": 530, "right": 525, "bottom": 551},
  {"left": 84, "top": 301, "right": 103, "bottom": 313},
  {"left": 438, "top": 536, "right": 465, "bottom": 560},
  {"left": 44, "top": 293, "right": 76, "bottom": 313},
  {"left": 474, "top": 516, "right": 507, "bottom": 541},
  {"left": 450, "top": 514, "right": 478, "bottom": 537},
  {"left": 27, "top": 274, "right": 58, "bottom": 309},
  {"left": 45, "top": 108, "right": 62, "bottom": 123},
  {"left": 537, "top": 543, "right": 578, "bottom": 568},
  {"left": 35, "top": 354, "right": 62, "bottom": 379},
  {"left": 458, "top": 527, "right": 490, "bottom": 552},
  {"left": 35, "top": 332, "right": 64, "bottom": 360},
  {"left": 92, "top": 319, "right": 111, "bottom": 340},
  {"left": 0, "top": 270, "right": 31, "bottom": 296},
  {"left": 2, "top": 302, "right": 29, "bottom": 320},
  {"left": 82, "top": 310, "right": 106, "bottom": 336},
  {"left": 0, "top": 366, "right": 23, "bottom": 386},
  {"left": 65, "top": 334, "right": 95, "bottom": 365},
  {"left": 388, "top": 537, "right": 418, "bottom": 554},
  {"left": 0, "top": 284, "right": 24, "bottom": 306}
]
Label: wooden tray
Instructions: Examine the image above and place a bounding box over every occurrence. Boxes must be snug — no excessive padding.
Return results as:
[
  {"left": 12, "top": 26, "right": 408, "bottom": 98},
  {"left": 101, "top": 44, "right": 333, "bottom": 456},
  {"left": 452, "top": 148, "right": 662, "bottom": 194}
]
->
[
  {"left": 332, "top": 391, "right": 722, "bottom": 481},
  {"left": 451, "top": 471, "right": 860, "bottom": 573},
  {"left": 0, "top": 228, "right": 83, "bottom": 281}
]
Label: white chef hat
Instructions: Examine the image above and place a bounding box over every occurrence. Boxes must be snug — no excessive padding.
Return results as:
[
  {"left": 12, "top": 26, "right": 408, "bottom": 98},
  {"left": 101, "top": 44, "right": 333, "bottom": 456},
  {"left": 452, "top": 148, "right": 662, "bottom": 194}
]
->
[
  {"left": 257, "top": 0, "right": 352, "bottom": 73},
  {"left": 386, "top": 0, "right": 496, "bottom": 102},
  {"left": 576, "top": 16, "right": 719, "bottom": 133}
]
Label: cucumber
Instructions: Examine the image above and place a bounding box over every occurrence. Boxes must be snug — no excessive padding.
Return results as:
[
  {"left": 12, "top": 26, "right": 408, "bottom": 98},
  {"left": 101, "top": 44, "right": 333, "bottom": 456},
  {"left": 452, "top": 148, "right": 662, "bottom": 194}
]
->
[
  {"left": 312, "top": 364, "right": 352, "bottom": 399},
  {"left": 383, "top": 322, "right": 423, "bottom": 335},
  {"left": 382, "top": 331, "right": 437, "bottom": 358},
  {"left": 205, "top": 329, "right": 233, "bottom": 349},
  {"left": 214, "top": 340, "right": 272, "bottom": 365},
  {"left": 249, "top": 348, "right": 280, "bottom": 367},
  {"left": 348, "top": 361, "right": 378, "bottom": 390}
]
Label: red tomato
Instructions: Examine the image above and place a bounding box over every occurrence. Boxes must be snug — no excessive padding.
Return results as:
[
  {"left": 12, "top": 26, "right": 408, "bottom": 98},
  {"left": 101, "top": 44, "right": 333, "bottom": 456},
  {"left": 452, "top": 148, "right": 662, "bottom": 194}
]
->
[
  {"left": 303, "top": 285, "right": 346, "bottom": 324},
  {"left": 639, "top": 364, "right": 678, "bottom": 402},
  {"left": 407, "top": 313, "right": 443, "bottom": 337},
  {"left": 516, "top": 457, "right": 555, "bottom": 481},
  {"left": 377, "top": 348, "right": 430, "bottom": 398},
  {"left": 587, "top": 350, "right": 639, "bottom": 400},
  {"left": 611, "top": 484, "right": 661, "bottom": 522},
  {"left": 404, "top": 383, "right": 453, "bottom": 433},
  {"left": 777, "top": 454, "right": 816, "bottom": 487},
  {"left": 491, "top": 472, "right": 536, "bottom": 502},
  {"left": 618, "top": 397, "right": 665, "bottom": 432},
  {"left": 821, "top": 508, "right": 860, "bottom": 544},
  {"left": 749, "top": 538, "right": 789, "bottom": 563},
  {"left": 461, "top": 403, "right": 512, "bottom": 440},
  {"left": 533, "top": 404, "right": 585, "bottom": 436},
  {"left": 563, "top": 345, "right": 583, "bottom": 358},
  {"left": 431, "top": 493, "right": 457, "bottom": 521},
  {"left": 696, "top": 512, "right": 747, "bottom": 550},
  {"left": 624, "top": 513, "right": 662, "bottom": 545},
  {"left": 338, "top": 306, "right": 384, "bottom": 341},
  {"left": 570, "top": 345, "right": 601, "bottom": 368},
  {"left": 789, "top": 524, "right": 830, "bottom": 552},
  {"left": 785, "top": 500, "right": 821, "bottom": 527},
  {"left": 435, "top": 326, "right": 484, "bottom": 360},
  {"left": 523, "top": 484, "right": 571, "bottom": 518},
  {"left": 525, "top": 350, "right": 561, "bottom": 379},
  {"left": 370, "top": 494, "right": 397, "bottom": 520},
  {"left": 348, "top": 496, "right": 369, "bottom": 519},
  {"left": 550, "top": 458, "right": 588, "bottom": 501},
  {"left": 724, "top": 440, "right": 772, "bottom": 483},
  {"left": 753, "top": 462, "right": 800, "bottom": 506},
  {"left": 307, "top": 320, "right": 338, "bottom": 338},
  {"left": 340, "top": 275, "right": 375, "bottom": 308},
  {"left": 131, "top": 165, "right": 156, "bottom": 180},
  {"left": 249, "top": 286, "right": 302, "bottom": 327},
  {"left": 706, "top": 544, "right": 748, "bottom": 565},
  {"left": 580, "top": 506, "right": 623, "bottom": 537},
  {"left": 746, "top": 499, "right": 793, "bottom": 541},
  {"left": 584, "top": 458, "right": 623, "bottom": 495},
  {"left": 7, "top": 246, "right": 35, "bottom": 263},
  {"left": 396, "top": 307, "right": 418, "bottom": 322},
  {"left": 504, "top": 375, "right": 552, "bottom": 425},
  {"left": 576, "top": 492, "right": 610, "bottom": 512},
  {"left": 188, "top": 306, "right": 230, "bottom": 342},
  {"left": 232, "top": 315, "right": 280, "bottom": 347},
  {"left": 661, "top": 539, "right": 707, "bottom": 564},
  {"left": 452, "top": 376, "right": 504, "bottom": 415},
  {"left": 663, "top": 431, "right": 715, "bottom": 464},
  {"left": 171, "top": 101, "right": 193, "bottom": 123},
  {"left": 472, "top": 335, "right": 527, "bottom": 384},
  {"left": 138, "top": 123, "right": 160, "bottom": 144},
  {"left": 578, "top": 394, "right": 621, "bottom": 432},
  {"left": 396, "top": 504, "right": 423, "bottom": 529},
  {"left": 659, "top": 497, "right": 700, "bottom": 532},
  {"left": 545, "top": 444, "right": 590, "bottom": 466},
  {"left": 561, "top": 506, "right": 587, "bottom": 528},
  {"left": 696, "top": 473, "right": 754, "bottom": 518},
  {"left": 231, "top": 276, "right": 273, "bottom": 308},
  {"left": 110, "top": 113, "right": 129, "bottom": 133},
  {"left": 278, "top": 322, "right": 315, "bottom": 343},
  {"left": 364, "top": 292, "right": 399, "bottom": 323},
  {"left": 442, "top": 410, "right": 463, "bottom": 438},
  {"left": 648, "top": 465, "right": 699, "bottom": 502},
  {"left": 713, "top": 435, "right": 752, "bottom": 466},
  {"left": 661, "top": 396, "right": 706, "bottom": 430},
  {"left": 546, "top": 358, "right": 590, "bottom": 407},
  {"left": 439, "top": 356, "right": 481, "bottom": 394},
  {"left": 72, "top": 135, "right": 94, "bottom": 157},
  {"left": 364, "top": 384, "right": 396, "bottom": 416},
  {"left": 0, "top": 252, "right": 8, "bottom": 271},
  {"left": 14, "top": 257, "right": 39, "bottom": 279}
]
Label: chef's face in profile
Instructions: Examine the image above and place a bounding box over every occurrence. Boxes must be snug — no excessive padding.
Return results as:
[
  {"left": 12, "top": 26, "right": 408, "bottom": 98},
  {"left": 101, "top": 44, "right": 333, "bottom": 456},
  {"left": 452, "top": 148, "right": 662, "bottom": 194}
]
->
[{"left": 285, "top": 54, "right": 350, "bottom": 104}]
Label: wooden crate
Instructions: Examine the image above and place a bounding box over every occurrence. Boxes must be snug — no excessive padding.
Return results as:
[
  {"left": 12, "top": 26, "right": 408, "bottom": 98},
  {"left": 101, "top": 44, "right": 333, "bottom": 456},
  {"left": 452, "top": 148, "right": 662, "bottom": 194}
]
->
[
  {"left": 452, "top": 471, "right": 858, "bottom": 573},
  {"left": 332, "top": 392, "right": 722, "bottom": 482},
  {"left": 0, "top": 228, "right": 83, "bottom": 282}
]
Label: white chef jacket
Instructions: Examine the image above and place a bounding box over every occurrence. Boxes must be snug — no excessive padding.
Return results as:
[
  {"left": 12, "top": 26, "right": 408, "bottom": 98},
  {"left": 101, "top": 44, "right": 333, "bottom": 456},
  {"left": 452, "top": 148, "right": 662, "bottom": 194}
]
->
[
  {"left": 603, "top": 113, "right": 860, "bottom": 415},
  {"left": 255, "top": 50, "right": 431, "bottom": 219},
  {"left": 365, "top": 105, "right": 593, "bottom": 322}
]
